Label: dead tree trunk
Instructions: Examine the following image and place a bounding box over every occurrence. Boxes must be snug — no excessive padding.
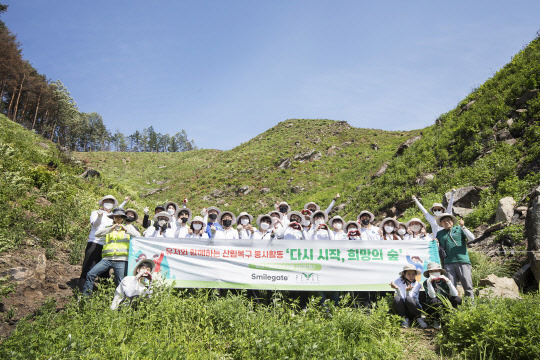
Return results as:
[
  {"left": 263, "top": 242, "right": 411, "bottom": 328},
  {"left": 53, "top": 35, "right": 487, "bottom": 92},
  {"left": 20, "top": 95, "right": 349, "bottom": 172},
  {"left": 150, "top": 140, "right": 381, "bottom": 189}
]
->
[
  {"left": 12, "top": 73, "right": 26, "bottom": 122},
  {"left": 31, "top": 91, "right": 41, "bottom": 130}
]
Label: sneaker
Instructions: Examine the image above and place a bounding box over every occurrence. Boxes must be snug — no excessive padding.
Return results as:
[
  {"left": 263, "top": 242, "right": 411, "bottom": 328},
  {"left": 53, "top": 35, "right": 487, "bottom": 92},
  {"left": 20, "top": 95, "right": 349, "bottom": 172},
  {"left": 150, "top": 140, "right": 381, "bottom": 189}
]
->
[
  {"left": 416, "top": 318, "right": 428, "bottom": 329},
  {"left": 401, "top": 318, "right": 410, "bottom": 328},
  {"left": 432, "top": 322, "right": 441, "bottom": 329}
]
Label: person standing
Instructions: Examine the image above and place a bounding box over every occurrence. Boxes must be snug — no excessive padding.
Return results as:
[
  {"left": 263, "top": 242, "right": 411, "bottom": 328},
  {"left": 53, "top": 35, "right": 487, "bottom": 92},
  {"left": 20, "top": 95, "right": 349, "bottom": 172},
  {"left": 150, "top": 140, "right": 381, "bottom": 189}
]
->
[{"left": 412, "top": 188, "right": 456, "bottom": 237}]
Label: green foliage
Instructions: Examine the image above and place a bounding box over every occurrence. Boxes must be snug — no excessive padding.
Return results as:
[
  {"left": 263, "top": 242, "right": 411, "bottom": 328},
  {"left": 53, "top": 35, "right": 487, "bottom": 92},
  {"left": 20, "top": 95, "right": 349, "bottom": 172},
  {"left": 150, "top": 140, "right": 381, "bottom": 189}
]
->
[
  {"left": 436, "top": 293, "right": 540, "bottom": 360},
  {"left": 494, "top": 224, "right": 526, "bottom": 245},
  {"left": 469, "top": 250, "right": 512, "bottom": 287},
  {"left": 0, "top": 287, "right": 413, "bottom": 359}
]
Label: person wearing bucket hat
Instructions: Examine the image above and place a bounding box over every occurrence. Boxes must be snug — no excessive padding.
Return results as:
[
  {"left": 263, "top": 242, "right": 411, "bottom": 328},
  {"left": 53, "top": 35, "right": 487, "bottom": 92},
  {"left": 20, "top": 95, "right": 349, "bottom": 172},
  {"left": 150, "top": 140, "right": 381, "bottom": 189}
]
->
[
  {"left": 380, "top": 218, "right": 401, "bottom": 240},
  {"left": 213, "top": 211, "right": 239, "bottom": 239},
  {"left": 389, "top": 264, "right": 427, "bottom": 329},
  {"left": 174, "top": 208, "right": 192, "bottom": 238},
  {"left": 142, "top": 204, "right": 166, "bottom": 229},
  {"left": 300, "top": 209, "right": 313, "bottom": 232},
  {"left": 412, "top": 189, "right": 456, "bottom": 237},
  {"left": 406, "top": 218, "right": 432, "bottom": 240},
  {"left": 357, "top": 210, "right": 380, "bottom": 241},
  {"left": 436, "top": 213, "right": 475, "bottom": 298},
  {"left": 345, "top": 221, "right": 361, "bottom": 240},
  {"left": 79, "top": 195, "right": 130, "bottom": 287},
  {"left": 253, "top": 214, "right": 274, "bottom": 240},
  {"left": 124, "top": 208, "right": 140, "bottom": 231},
  {"left": 164, "top": 201, "right": 179, "bottom": 232},
  {"left": 423, "top": 262, "right": 462, "bottom": 328},
  {"left": 236, "top": 212, "right": 255, "bottom": 239},
  {"left": 308, "top": 210, "right": 331, "bottom": 240},
  {"left": 329, "top": 216, "right": 347, "bottom": 240},
  {"left": 83, "top": 208, "right": 140, "bottom": 296},
  {"left": 202, "top": 206, "right": 223, "bottom": 238},
  {"left": 144, "top": 211, "right": 174, "bottom": 237},
  {"left": 397, "top": 222, "right": 408, "bottom": 240},
  {"left": 281, "top": 211, "right": 306, "bottom": 240},
  {"left": 186, "top": 216, "right": 209, "bottom": 239},
  {"left": 110, "top": 259, "right": 155, "bottom": 310},
  {"left": 304, "top": 193, "right": 340, "bottom": 214}
]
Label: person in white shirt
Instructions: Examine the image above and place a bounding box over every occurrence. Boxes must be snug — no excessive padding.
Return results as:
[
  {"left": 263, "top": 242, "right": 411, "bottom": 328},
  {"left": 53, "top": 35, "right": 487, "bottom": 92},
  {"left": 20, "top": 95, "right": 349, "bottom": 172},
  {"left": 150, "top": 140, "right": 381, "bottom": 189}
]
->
[
  {"left": 236, "top": 212, "right": 255, "bottom": 239},
  {"left": 80, "top": 195, "right": 128, "bottom": 287},
  {"left": 345, "top": 221, "right": 361, "bottom": 240},
  {"left": 397, "top": 222, "right": 408, "bottom": 240},
  {"left": 412, "top": 188, "right": 456, "bottom": 237},
  {"left": 144, "top": 211, "right": 175, "bottom": 237},
  {"left": 186, "top": 216, "right": 209, "bottom": 240},
  {"left": 164, "top": 201, "right": 179, "bottom": 231},
  {"left": 358, "top": 210, "right": 381, "bottom": 241},
  {"left": 214, "top": 211, "right": 239, "bottom": 239},
  {"left": 174, "top": 208, "right": 192, "bottom": 238},
  {"left": 308, "top": 211, "right": 332, "bottom": 240},
  {"left": 281, "top": 211, "right": 306, "bottom": 240},
  {"left": 124, "top": 208, "right": 140, "bottom": 233},
  {"left": 110, "top": 259, "right": 154, "bottom": 310},
  {"left": 405, "top": 218, "right": 433, "bottom": 241},
  {"left": 329, "top": 216, "right": 347, "bottom": 240},
  {"left": 252, "top": 215, "right": 274, "bottom": 241},
  {"left": 268, "top": 211, "right": 284, "bottom": 237},
  {"left": 380, "top": 218, "right": 401, "bottom": 240},
  {"left": 389, "top": 264, "right": 427, "bottom": 329},
  {"left": 304, "top": 193, "right": 340, "bottom": 214},
  {"left": 275, "top": 201, "right": 291, "bottom": 228}
]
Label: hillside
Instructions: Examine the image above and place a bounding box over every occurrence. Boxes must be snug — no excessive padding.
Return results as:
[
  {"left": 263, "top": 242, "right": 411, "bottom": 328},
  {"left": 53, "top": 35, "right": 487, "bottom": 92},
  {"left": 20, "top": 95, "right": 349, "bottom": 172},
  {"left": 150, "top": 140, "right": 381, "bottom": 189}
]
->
[{"left": 76, "top": 120, "right": 419, "bottom": 216}]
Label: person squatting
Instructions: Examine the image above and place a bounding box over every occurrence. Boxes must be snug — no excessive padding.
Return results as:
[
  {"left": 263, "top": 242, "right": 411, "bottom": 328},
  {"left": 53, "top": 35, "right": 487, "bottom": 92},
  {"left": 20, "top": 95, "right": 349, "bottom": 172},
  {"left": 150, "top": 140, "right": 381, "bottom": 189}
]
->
[{"left": 81, "top": 190, "right": 475, "bottom": 328}]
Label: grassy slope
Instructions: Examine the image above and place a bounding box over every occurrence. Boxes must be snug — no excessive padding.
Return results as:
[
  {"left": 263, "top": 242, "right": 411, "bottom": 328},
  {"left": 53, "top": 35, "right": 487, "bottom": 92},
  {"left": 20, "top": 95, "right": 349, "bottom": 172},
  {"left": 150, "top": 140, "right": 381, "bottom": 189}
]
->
[{"left": 77, "top": 119, "right": 419, "bottom": 217}]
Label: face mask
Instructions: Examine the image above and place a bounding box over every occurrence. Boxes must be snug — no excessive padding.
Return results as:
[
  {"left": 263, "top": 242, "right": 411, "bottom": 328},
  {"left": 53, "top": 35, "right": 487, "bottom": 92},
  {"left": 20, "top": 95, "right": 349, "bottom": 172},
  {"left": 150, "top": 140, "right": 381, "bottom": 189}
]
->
[
  {"left": 431, "top": 271, "right": 441, "bottom": 278},
  {"left": 279, "top": 206, "right": 288, "bottom": 214},
  {"left": 260, "top": 223, "right": 270, "bottom": 231},
  {"left": 167, "top": 209, "right": 175, "bottom": 215},
  {"left": 411, "top": 225, "right": 421, "bottom": 233},
  {"left": 241, "top": 218, "right": 249, "bottom": 226},
  {"left": 315, "top": 219, "right": 324, "bottom": 226},
  {"left": 180, "top": 217, "right": 188, "bottom": 224},
  {"left": 158, "top": 220, "right": 167, "bottom": 227},
  {"left": 103, "top": 203, "right": 113, "bottom": 210},
  {"left": 384, "top": 226, "right": 394, "bottom": 233},
  {"left": 209, "top": 213, "right": 218, "bottom": 220},
  {"left": 433, "top": 210, "right": 443, "bottom": 217},
  {"left": 334, "top": 223, "right": 343, "bottom": 230},
  {"left": 193, "top": 223, "right": 202, "bottom": 230},
  {"left": 302, "top": 220, "right": 311, "bottom": 227},
  {"left": 222, "top": 219, "right": 232, "bottom": 228},
  {"left": 126, "top": 216, "right": 135, "bottom": 223},
  {"left": 397, "top": 228, "right": 406, "bottom": 236},
  {"left": 361, "top": 219, "right": 370, "bottom": 226},
  {"left": 348, "top": 227, "right": 358, "bottom": 233},
  {"left": 271, "top": 217, "right": 279, "bottom": 224}
]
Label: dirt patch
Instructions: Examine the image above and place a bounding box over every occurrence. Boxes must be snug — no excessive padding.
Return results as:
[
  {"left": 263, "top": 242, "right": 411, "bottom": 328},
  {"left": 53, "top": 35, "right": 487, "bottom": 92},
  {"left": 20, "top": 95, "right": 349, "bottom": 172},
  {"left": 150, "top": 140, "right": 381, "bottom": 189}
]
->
[{"left": 0, "top": 243, "right": 80, "bottom": 339}]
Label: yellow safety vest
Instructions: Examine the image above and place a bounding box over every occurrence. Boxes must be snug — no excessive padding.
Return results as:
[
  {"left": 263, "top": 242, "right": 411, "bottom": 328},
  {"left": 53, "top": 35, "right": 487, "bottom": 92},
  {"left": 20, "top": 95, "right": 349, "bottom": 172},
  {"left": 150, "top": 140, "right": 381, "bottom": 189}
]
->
[{"left": 102, "top": 229, "right": 130, "bottom": 258}]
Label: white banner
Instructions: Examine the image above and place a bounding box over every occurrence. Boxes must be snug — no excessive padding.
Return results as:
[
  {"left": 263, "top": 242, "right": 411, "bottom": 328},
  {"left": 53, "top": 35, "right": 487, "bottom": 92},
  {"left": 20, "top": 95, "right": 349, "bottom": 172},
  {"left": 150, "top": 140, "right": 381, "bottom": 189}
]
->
[{"left": 127, "top": 238, "right": 441, "bottom": 291}]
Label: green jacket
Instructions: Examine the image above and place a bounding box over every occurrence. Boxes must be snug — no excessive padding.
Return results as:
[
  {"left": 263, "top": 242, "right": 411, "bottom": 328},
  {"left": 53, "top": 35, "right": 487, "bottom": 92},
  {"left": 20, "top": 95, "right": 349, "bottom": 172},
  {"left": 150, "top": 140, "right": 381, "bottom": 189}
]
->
[{"left": 436, "top": 226, "right": 470, "bottom": 264}]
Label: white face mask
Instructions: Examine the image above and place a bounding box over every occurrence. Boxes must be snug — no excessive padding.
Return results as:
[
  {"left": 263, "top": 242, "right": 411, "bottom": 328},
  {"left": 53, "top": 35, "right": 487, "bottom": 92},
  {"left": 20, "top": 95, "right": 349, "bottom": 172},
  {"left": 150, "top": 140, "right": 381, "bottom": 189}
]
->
[
  {"left": 397, "top": 228, "right": 406, "bottom": 236},
  {"left": 158, "top": 220, "right": 167, "bottom": 227},
  {"left": 260, "top": 222, "right": 270, "bottom": 231},
  {"left": 315, "top": 219, "right": 324, "bottom": 226},
  {"left": 333, "top": 223, "right": 343, "bottom": 230},
  {"left": 433, "top": 210, "right": 443, "bottom": 217},
  {"left": 302, "top": 220, "right": 311, "bottom": 227},
  {"left": 411, "top": 225, "right": 422, "bottom": 233},
  {"left": 431, "top": 271, "right": 441, "bottom": 278},
  {"left": 271, "top": 217, "right": 279, "bottom": 224},
  {"left": 103, "top": 203, "right": 113, "bottom": 210},
  {"left": 241, "top": 218, "right": 249, "bottom": 226},
  {"left": 384, "top": 226, "right": 394, "bottom": 233},
  {"left": 193, "top": 223, "right": 202, "bottom": 230},
  {"left": 167, "top": 209, "right": 175, "bottom": 215}
]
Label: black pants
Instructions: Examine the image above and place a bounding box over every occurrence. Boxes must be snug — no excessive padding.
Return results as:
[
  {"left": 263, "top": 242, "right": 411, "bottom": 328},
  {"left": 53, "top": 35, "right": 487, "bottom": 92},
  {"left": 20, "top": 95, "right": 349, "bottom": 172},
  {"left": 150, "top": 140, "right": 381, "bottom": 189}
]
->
[
  {"left": 79, "top": 242, "right": 104, "bottom": 280},
  {"left": 425, "top": 296, "right": 462, "bottom": 320},
  {"left": 393, "top": 296, "right": 422, "bottom": 319}
]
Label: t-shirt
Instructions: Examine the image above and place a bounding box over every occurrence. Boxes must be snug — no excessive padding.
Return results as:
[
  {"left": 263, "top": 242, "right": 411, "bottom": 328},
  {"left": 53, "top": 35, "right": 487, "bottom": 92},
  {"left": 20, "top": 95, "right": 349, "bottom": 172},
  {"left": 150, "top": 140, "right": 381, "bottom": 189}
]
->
[
  {"left": 436, "top": 226, "right": 470, "bottom": 264},
  {"left": 423, "top": 278, "right": 451, "bottom": 298}
]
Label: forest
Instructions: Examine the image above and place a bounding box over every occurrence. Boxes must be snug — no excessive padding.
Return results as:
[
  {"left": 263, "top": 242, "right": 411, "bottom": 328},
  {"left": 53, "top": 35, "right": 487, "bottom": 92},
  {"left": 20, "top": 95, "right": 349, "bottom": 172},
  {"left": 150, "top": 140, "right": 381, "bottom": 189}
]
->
[{"left": 0, "top": 5, "right": 196, "bottom": 153}]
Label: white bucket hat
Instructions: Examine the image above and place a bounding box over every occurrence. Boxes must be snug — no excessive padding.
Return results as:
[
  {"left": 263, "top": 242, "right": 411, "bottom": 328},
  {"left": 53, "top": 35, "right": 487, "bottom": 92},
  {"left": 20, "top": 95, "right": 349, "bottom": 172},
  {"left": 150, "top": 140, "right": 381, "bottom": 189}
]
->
[
  {"left": 287, "top": 211, "right": 304, "bottom": 223},
  {"left": 329, "top": 216, "right": 345, "bottom": 228},
  {"left": 399, "top": 264, "right": 422, "bottom": 276},
  {"left": 218, "top": 211, "right": 236, "bottom": 225},
  {"left": 436, "top": 213, "right": 458, "bottom": 227},
  {"left": 153, "top": 211, "right": 172, "bottom": 222},
  {"left": 164, "top": 201, "right": 179, "bottom": 212},
  {"left": 189, "top": 215, "right": 207, "bottom": 229},
  {"left": 124, "top": 208, "right": 139, "bottom": 222},
  {"left": 256, "top": 214, "right": 273, "bottom": 227},
  {"left": 310, "top": 210, "right": 328, "bottom": 223},
  {"left": 133, "top": 259, "right": 155, "bottom": 276},
  {"left": 304, "top": 202, "right": 320, "bottom": 211},
  {"left": 380, "top": 218, "right": 399, "bottom": 229},
  {"left": 406, "top": 218, "right": 426, "bottom": 228},
  {"left": 345, "top": 221, "right": 359, "bottom": 232},
  {"left": 357, "top": 210, "right": 375, "bottom": 222},
  {"left": 98, "top": 195, "right": 118, "bottom": 208},
  {"left": 276, "top": 201, "right": 291, "bottom": 212},
  {"left": 236, "top": 212, "right": 254, "bottom": 224},
  {"left": 423, "top": 262, "right": 447, "bottom": 278},
  {"left": 430, "top": 203, "right": 445, "bottom": 213},
  {"left": 175, "top": 208, "right": 193, "bottom": 222},
  {"left": 268, "top": 211, "right": 283, "bottom": 221}
]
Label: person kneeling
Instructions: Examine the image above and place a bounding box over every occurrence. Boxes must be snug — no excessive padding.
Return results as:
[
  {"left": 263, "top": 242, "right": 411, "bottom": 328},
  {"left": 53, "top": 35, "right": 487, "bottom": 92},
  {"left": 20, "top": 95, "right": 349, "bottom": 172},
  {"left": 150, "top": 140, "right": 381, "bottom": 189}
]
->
[
  {"left": 390, "top": 265, "right": 427, "bottom": 329},
  {"left": 423, "top": 262, "right": 462, "bottom": 329},
  {"left": 110, "top": 259, "right": 154, "bottom": 310}
]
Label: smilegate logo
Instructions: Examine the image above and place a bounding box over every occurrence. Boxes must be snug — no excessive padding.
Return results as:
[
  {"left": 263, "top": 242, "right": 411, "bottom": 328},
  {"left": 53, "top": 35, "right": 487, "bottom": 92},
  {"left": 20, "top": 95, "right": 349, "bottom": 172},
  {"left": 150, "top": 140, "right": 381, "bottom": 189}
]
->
[
  {"left": 295, "top": 272, "right": 320, "bottom": 284},
  {"left": 251, "top": 273, "right": 288, "bottom": 282}
]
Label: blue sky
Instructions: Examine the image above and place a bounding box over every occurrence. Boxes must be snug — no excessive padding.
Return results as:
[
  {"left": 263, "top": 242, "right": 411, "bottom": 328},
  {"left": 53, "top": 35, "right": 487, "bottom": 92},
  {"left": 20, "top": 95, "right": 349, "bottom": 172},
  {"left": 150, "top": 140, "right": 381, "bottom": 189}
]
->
[{"left": 3, "top": 1, "right": 540, "bottom": 150}]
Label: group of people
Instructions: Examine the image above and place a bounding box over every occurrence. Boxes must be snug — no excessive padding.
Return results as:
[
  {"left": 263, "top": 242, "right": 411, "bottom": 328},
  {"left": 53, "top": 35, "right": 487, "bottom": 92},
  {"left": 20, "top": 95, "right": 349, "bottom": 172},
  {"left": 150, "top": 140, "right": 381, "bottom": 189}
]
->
[{"left": 79, "top": 189, "right": 476, "bottom": 328}]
